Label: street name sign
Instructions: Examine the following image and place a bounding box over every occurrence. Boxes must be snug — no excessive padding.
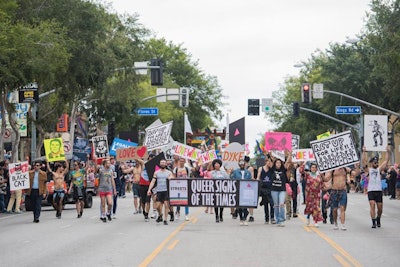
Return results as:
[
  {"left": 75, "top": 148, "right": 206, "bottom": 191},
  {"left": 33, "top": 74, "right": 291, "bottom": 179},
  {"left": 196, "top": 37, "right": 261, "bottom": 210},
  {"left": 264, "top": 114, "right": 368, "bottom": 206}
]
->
[
  {"left": 137, "top": 107, "right": 159, "bottom": 116},
  {"left": 335, "top": 106, "right": 361, "bottom": 115}
]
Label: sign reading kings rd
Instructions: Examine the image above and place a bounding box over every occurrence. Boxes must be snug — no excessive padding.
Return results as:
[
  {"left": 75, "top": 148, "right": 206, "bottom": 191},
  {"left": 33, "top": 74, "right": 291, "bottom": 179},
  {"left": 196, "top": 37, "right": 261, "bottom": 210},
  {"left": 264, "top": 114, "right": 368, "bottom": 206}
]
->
[{"left": 335, "top": 106, "right": 361, "bottom": 115}]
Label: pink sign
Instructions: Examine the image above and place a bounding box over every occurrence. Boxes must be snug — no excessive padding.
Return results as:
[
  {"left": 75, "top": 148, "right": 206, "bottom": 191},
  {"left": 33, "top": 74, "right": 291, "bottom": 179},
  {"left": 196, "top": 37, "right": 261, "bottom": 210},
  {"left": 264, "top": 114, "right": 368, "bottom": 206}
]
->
[{"left": 265, "top": 132, "right": 292, "bottom": 151}]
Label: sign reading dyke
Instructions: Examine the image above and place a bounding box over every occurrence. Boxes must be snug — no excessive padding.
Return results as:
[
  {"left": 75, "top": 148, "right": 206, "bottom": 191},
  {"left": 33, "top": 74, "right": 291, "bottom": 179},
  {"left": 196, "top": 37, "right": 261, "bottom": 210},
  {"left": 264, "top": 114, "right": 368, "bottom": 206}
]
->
[
  {"left": 143, "top": 121, "right": 173, "bottom": 150},
  {"left": 310, "top": 131, "right": 359, "bottom": 173},
  {"left": 168, "top": 179, "right": 259, "bottom": 208},
  {"left": 116, "top": 146, "right": 148, "bottom": 162},
  {"left": 222, "top": 142, "right": 245, "bottom": 170}
]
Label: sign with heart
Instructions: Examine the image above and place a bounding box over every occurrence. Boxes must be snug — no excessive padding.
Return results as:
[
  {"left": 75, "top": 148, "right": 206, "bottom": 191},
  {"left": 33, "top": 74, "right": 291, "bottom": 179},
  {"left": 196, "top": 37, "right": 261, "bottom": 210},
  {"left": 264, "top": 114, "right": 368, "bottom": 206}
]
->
[{"left": 116, "top": 146, "right": 148, "bottom": 162}]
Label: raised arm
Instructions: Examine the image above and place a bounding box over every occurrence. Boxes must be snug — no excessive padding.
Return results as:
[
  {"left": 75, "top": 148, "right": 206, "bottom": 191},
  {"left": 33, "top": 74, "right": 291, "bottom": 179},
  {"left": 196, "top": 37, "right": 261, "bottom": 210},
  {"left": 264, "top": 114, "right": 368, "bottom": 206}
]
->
[
  {"left": 63, "top": 160, "right": 69, "bottom": 175},
  {"left": 46, "top": 161, "right": 52, "bottom": 173},
  {"left": 379, "top": 146, "right": 390, "bottom": 170}
]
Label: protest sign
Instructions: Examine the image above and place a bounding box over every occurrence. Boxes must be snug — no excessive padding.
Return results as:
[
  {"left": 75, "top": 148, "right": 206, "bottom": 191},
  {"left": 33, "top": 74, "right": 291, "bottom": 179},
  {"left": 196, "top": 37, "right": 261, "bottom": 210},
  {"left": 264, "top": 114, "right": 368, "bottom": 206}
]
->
[
  {"left": 44, "top": 138, "right": 66, "bottom": 162},
  {"left": 317, "top": 131, "right": 330, "bottom": 140},
  {"left": 292, "top": 134, "right": 300, "bottom": 150},
  {"left": 110, "top": 138, "right": 138, "bottom": 156},
  {"left": 143, "top": 121, "right": 173, "bottom": 150},
  {"left": 145, "top": 152, "right": 166, "bottom": 181},
  {"left": 265, "top": 132, "right": 292, "bottom": 151},
  {"left": 171, "top": 141, "right": 201, "bottom": 161},
  {"left": 364, "top": 114, "right": 388, "bottom": 152},
  {"left": 221, "top": 142, "right": 245, "bottom": 169},
  {"left": 169, "top": 179, "right": 259, "bottom": 208},
  {"left": 8, "top": 161, "right": 30, "bottom": 190},
  {"left": 199, "top": 150, "right": 218, "bottom": 164},
  {"left": 310, "top": 131, "right": 359, "bottom": 173},
  {"left": 291, "top": 149, "right": 315, "bottom": 162},
  {"left": 92, "top": 135, "right": 109, "bottom": 159},
  {"left": 116, "top": 146, "right": 148, "bottom": 162},
  {"left": 271, "top": 150, "right": 285, "bottom": 161}
]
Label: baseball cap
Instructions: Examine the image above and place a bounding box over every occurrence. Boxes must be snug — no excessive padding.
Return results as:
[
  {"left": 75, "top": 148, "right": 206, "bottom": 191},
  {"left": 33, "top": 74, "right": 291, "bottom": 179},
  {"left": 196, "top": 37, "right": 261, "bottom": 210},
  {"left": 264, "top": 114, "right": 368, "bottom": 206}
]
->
[{"left": 369, "top": 156, "right": 379, "bottom": 163}]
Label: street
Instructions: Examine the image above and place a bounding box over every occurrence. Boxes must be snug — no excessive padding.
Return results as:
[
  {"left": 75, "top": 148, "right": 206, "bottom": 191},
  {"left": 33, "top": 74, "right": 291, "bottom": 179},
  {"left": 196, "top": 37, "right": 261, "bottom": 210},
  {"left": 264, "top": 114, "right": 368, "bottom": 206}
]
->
[{"left": 1, "top": 192, "right": 399, "bottom": 267}]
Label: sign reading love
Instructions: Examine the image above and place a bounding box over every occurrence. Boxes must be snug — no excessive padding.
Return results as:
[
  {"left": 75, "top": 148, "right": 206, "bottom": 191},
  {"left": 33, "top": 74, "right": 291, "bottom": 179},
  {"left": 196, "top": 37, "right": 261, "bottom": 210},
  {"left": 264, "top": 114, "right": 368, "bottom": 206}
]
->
[{"left": 116, "top": 146, "right": 148, "bottom": 162}]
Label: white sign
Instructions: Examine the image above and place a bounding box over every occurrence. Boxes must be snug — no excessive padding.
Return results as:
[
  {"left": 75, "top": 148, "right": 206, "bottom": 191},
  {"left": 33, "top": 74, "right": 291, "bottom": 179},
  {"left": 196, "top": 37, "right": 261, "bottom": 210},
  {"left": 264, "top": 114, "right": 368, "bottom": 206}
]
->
[
  {"left": 156, "top": 88, "right": 167, "bottom": 102},
  {"left": 143, "top": 121, "right": 173, "bottom": 150},
  {"left": 221, "top": 142, "right": 245, "bottom": 170},
  {"left": 292, "top": 134, "right": 300, "bottom": 150},
  {"left": 364, "top": 115, "right": 388, "bottom": 152},
  {"left": 271, "top": 150, "right": 285, "bottom": 161},
  {"left": 8, "top": 161, "right": 30, "bottom": 190},
  {"left": 313, "top": 83, "right": 324, "bottom": 99},
  {"left": 291, "top": 149, "right": 315, "bottom": 162},
  {"left": 310, "top": 131, "right": 359, "bottom": 173}
]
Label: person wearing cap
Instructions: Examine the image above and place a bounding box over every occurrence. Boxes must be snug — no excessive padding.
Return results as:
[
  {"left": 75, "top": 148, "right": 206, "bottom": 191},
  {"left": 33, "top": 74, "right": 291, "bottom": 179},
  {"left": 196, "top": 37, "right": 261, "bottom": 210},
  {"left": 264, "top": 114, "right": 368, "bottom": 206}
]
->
[
  {"left": 230, "top": 159, "right": 252, "bottom": 226},
  {"left": 362, "top": 146, "right": 390, "bottom": 228}
]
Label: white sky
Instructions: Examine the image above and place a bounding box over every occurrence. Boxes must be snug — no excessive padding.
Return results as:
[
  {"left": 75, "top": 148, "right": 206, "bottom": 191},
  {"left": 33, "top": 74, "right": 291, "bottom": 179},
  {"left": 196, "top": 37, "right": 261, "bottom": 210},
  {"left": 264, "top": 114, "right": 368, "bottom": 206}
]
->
[{"left": 111, "top": 0, "right": 371, "bottom": 155}]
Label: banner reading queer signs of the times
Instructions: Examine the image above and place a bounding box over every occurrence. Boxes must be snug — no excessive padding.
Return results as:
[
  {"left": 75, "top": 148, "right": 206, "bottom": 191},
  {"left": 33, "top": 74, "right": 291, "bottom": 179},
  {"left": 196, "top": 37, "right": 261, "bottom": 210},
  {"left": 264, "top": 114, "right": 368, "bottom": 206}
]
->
[
  {"left": 169, "top": 179, "right": 259, "bottom": 208},
  {"left": 310, "top": 131, "right": 359, "bottom": 173}
]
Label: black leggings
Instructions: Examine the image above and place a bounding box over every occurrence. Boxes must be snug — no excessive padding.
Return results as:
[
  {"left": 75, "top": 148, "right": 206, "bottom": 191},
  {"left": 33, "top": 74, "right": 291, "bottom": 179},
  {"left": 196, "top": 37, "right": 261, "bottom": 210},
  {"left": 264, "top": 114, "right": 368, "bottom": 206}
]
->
[{"left": 214, "top": 207, "right": 224, "bottom": 218}]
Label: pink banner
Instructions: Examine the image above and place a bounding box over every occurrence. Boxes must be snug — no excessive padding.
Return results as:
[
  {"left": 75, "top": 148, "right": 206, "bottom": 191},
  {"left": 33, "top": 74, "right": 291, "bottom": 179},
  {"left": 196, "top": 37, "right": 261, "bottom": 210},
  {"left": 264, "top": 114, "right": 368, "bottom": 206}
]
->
[{"left": 265, "top": 132, "right": 292, "bottom": 151}]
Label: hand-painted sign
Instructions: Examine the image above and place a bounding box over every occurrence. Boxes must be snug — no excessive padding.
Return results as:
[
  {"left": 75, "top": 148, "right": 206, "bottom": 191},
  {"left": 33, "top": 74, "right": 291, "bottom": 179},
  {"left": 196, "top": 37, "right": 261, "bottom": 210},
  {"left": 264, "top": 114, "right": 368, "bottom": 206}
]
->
[
  {"left": 291, "top": 149, "right": 315, "bottom": 162},
  {"left": 8, "top": 161, "right": 30, "bottom": 190},
  {"left": 143, "top": 121, "right": 173, "bottom": 150},
  {"left": 172, "top": 141, "right": 201, "bottom": 161},
  {"left": 116, "top": 146, "right": 148, "bottom": 162},
  {"left": 310, "top": 131, "right": 359, "bottom": 173},
  {"left": 109, "top": 137, "right": 138, "bottom": 156},
  {"left": 44, "top": 138, "right": 66, "bottom": 162},
  {"left": 265, "top": 132, "right": 292, "bottom": 151}
]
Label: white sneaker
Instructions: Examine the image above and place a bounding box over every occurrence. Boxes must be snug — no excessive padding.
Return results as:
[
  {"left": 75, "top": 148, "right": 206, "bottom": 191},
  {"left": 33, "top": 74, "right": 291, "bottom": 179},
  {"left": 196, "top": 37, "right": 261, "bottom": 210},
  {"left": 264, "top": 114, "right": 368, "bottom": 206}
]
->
[
  {"left": 279, "top": 221, "right": 285, "bottom": 227},
  {"left": 240, "top": 221, "right": 244, "bottom": 226},
  {"left": 314, "top": 223, "right": 319, "bottom": 228},
  {"left": 333, "top": 223, "right": 339, "bottom": 230},
  {"left": 243, "top": 221, "right": 249, "bottom": 226},
  {"left": 341, "top": 224, "right": 347, "bottom": 231},
  {"left": 185, "top": 216, "right": 189, "bottom": 221}
]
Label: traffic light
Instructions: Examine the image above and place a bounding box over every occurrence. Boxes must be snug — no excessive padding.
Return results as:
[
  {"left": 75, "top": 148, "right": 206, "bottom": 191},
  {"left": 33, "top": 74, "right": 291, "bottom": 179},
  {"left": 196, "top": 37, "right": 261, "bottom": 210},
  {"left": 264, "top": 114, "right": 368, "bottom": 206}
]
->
[
  {"left": 293, "top": 102, "right": 300, "bottom": 117},
  {"left": 301, "top": 83, "right": 311, "bottom": 103},
  {"left": 388, "top": 131, "right": 394, "bottom": 146},
  {"left": 248, "top": 99, "right": 260, "bottom": 116},
  {"left": 107, "top": 121, "right": 115, "bottom": 145},
  {"left": 150, "top": 59, "right": 163, "bottom": 86},
  {"left": 179, "top": 87, "right": 189, "bottom": 107}
]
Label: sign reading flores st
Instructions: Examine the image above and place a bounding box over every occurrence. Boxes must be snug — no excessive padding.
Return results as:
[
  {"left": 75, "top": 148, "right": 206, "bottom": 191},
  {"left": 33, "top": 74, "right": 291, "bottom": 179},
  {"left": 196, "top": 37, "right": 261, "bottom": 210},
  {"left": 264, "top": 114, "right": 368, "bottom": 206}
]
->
[
  {"left": 335, "top": 106, "right": 361, "bottom": 115},
  {"left": 136, "top": 107, "right": 159, "bottom": 116}
]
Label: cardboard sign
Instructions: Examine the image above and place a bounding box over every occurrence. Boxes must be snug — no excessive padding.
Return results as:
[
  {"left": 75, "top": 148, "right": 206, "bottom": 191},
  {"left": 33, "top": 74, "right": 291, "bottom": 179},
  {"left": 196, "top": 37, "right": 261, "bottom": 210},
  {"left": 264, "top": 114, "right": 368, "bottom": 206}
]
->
[
  {"left": 44, "top": 138, "right": 66, "bottom": 162},
  {"left": 92, "top": 135, "right": 109, "bottom": 159},
  {"left": 291, "top": 149, "right": 315, "bottom": 162},
  {"left": 265, "top": 132, "right": 292, "bottom": 151},
  {"left": 292, "top": 135, "right": 300, "bottom": 150},
  {"left": 221, "top": 142, "right": 245, "bottom": 169},
  {"left": 310, "top": 131, "right": 359, "bottom": 173},
  {"left": 116, "top": 146, "right": 148, "bottom": 162},
  {"left": 143, "top": 121, "right": 173, "bottom": 150},
  {"left": 8, "top": 161, "right": 30, "bottom": 190},
  {"left": 172, "top": 141, "right": 201, "bottom": 161},
  {"left": 109, "top": 138, "right": 138, "bottom": 156},
  {"left": 169, "top": 179, "right": 259, "bottom": 208}
]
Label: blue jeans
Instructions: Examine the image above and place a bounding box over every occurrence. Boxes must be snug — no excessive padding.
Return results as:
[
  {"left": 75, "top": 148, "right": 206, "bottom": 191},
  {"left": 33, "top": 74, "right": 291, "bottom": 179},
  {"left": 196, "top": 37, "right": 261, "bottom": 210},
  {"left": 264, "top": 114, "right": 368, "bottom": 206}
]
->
[
  {"left": 176, "top": 206, "right": 189, "bottom": 215},
  {"left": 0, "top": 194, "right": 6, "bottom": 212},
  {"left": 271, "top": 190, "right": 286, "bottom": 224}
]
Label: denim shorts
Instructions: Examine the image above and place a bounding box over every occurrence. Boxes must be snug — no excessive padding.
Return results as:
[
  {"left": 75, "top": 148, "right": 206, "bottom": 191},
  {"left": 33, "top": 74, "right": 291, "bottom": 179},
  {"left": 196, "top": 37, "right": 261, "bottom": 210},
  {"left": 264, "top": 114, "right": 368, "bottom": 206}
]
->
[{"left": 330, "top": 189, "right": 347, "bottom": 208}]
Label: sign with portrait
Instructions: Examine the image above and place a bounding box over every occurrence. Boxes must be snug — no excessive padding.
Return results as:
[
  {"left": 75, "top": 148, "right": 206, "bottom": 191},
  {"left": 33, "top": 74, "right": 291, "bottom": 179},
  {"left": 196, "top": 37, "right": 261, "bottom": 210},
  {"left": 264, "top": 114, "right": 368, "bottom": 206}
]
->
[
  {"left": 8, "top": 161, "right": 30, "bottom": 190},
  {"left": 292, "top": 134, "right": 300, "bottom": 150},
  {"left": 143, "top": 121, "right": 173, "bottom": 150},
  {"left": 44, "top": 138, "right": 66, "bottom": 162},
  {"left": 364, "top": 115, "right": 388, "bottom": 152},
  {"left": 310, "top": 131, "right": 359, "bottom": 173},
  {"left": 169, "top": 179, "right": 259, "bottom": 208},
  {"left": 92, "top": 135, "right": 109, "bottom": 159}
]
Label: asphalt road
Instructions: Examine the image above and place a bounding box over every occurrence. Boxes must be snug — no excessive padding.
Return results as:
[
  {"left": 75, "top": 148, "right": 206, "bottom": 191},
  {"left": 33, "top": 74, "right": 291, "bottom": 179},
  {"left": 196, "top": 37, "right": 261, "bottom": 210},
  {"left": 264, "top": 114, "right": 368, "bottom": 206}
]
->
[{"left": 1, "top": 191, "right": 399, "bottom": 267}]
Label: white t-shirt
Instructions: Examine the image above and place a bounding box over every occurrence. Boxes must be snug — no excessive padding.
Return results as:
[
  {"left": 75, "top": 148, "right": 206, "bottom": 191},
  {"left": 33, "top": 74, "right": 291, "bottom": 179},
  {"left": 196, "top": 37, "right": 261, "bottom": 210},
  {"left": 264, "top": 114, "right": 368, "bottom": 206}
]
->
[{"left": 367, "top": 167, "right": 382, "bottom": 192}]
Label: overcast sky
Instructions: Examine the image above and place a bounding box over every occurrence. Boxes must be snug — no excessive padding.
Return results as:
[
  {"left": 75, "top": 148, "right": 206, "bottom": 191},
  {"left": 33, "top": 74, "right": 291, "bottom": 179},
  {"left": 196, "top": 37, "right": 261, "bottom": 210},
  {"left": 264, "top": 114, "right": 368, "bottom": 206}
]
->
[{"left": 111, "top": 0, "right": 371, "bottom": 155}]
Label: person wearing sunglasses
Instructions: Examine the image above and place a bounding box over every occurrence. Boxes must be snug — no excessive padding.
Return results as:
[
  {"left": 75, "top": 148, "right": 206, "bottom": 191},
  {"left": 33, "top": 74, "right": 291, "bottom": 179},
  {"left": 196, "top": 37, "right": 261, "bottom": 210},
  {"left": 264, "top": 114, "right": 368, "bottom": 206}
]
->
[{"left": 27, "top": 161, "right": 48, "bottom": 223}]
